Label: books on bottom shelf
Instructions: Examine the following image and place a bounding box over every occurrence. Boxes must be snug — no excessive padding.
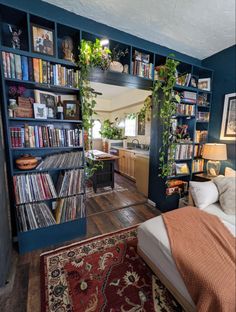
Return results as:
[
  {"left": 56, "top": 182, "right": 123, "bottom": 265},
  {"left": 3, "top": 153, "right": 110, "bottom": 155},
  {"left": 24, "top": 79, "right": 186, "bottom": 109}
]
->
[
  {"left": 54, "top": 195, "right": 85, "bottom": 224},
  {"left": 13, "top": 173, "right": 57, "bottom": 205},
  {"left": 56, "top": 169, "right": 84, "bottom": 197},
  {"left": 175, "top": 144, "right": 193, "bottom": 160},
  {"left": 36, "top": 151, "right": 83, "bottom": 170},
  {"left": 192, "top": 159, "right": 204, "bottom": 173},
  {"left": 17, "top": 202, "right": 56, "bottom": 232}
]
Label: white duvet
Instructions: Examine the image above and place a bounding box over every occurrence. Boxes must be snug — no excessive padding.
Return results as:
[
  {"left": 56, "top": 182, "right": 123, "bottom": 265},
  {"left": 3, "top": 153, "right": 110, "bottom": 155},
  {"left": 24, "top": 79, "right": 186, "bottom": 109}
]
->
[{"left": 137, "top": 203, "right": 236, "bottom": 308}]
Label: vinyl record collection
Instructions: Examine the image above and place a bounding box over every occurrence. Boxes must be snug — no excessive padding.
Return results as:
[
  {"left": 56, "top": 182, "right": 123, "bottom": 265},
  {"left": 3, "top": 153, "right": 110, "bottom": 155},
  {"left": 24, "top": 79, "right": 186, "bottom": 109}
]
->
[
  {"left": 36, "top": 151, "right": 83, "bottom": 170},
  {"left": 56, "top": 169, "right": 84, "bottom": 196}
]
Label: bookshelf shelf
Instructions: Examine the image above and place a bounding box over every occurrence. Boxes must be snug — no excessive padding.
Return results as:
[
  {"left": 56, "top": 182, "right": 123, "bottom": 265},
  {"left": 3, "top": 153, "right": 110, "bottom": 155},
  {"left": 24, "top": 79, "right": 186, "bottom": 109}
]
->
[
  {"left": 9, "top": 117, "right": 83, "bottom": 124},
  {"left": 11, "top": 146, "right": 83, "bottom": 151},
  {"left": 13, "top": 165, "right": 84, "bottom": 175}
]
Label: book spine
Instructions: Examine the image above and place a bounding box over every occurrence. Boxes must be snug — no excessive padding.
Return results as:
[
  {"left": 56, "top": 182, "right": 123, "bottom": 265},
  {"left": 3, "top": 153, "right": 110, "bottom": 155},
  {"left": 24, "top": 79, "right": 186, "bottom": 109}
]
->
[
  {"left": 21, "top": 56, "right": 29, "bottom": 81},
  {"left": 33, "top": 58, "right": 40, "bottom": 82}
]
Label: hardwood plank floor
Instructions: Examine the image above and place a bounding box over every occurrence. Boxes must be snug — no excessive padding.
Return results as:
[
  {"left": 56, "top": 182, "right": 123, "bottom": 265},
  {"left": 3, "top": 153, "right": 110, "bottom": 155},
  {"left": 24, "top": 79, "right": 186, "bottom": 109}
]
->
[{"left": 0, "top": 174, "right": 160, "bottom": 312}]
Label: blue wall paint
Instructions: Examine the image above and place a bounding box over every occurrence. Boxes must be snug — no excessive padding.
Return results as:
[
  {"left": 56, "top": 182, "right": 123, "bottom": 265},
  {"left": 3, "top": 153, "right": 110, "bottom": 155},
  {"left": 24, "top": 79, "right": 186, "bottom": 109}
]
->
[
  {"left": 0, "top": 0, "right": 201, "bottom": 66},
  {"left": 202, "top": 45, "right": 236, "bottom": 170}
]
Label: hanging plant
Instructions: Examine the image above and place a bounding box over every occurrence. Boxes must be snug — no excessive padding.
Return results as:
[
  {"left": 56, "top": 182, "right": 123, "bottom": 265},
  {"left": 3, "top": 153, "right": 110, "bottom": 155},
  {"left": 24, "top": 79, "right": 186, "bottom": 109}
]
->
[
  {"left": 153, "top": 57, "right": 180, "bottom": 178},
  {"left": 78, "top": 39, "right": 111, "bottom": 176}
]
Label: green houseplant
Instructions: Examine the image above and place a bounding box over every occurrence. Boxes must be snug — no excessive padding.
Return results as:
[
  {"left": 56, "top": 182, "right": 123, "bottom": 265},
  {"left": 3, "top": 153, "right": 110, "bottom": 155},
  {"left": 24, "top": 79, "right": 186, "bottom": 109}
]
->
[{"left": 100, "top": 119, "right": 123, "bottom": 140}]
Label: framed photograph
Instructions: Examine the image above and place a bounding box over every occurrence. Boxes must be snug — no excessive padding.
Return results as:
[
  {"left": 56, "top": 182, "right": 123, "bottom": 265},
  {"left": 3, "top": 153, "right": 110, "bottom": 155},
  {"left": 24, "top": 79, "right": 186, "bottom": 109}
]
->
[
  {"left": 198, "top": 78, "right": 211, "bottom": 91},
  {"left": 63, "top": 100, "right": 80, "bottom": 120},
  {"left": 34, "top": 90, "right": 56, "bottom": 118},
  {"left": 31, "top": 24, "right": 54, "bottom": 56},
  {"left": 33, "top": 103, "right": 47, "bottom": 119},
  {"left": 175, "top": 163, "right": 189, "bottom": 175},
  {"left": 220, "top": 93, "right": 236, "bottom": 141},
  {"left": 137, "top": 114, "right": 145, "bottom": 135},
  {"left": 190, "top": 75, "right": 198, "bottom": 88}
]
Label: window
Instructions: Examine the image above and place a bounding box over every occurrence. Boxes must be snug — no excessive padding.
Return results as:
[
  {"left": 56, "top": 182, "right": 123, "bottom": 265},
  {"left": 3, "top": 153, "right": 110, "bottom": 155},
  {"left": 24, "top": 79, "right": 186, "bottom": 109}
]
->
[
  {"left": 92, "top": 120, "right": 102, "bottom": 139},
  {"left": 125, "top": 117, "right": 136, "bottom": 136}
]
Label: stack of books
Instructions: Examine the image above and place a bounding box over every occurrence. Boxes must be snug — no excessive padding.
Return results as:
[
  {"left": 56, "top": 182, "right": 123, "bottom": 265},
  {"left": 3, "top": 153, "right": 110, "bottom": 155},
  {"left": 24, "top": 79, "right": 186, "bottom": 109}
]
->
[
  {"left": 54, "top": 195, "right": 85, "bottom": 224},
  {"left": 132, "top": 50, "right": 153, "bottom": 79},
  {"left": 13, "top": 173, "right": 57, "bottom": 205},
  {"left": 197, "top": 112, "right": 210, "bottom": 122},
  {"left": 2, "top": 51, "right": 80, "bottom": 88},
  {"left": 17, "top": 202, "right": 56, "bottom": 232},
  {"left": 195, "top": 131, "right": 208, "bottom": 143},
  {"left": 56, "top": 169, "right": 84, "bottom": 197},
  {"left": 10, "top": 125, "right": 81, "bottom": 148},
  {"left": 194, "top": 144, "right": 204, "bottom": 157},
  {"left": 192, "top": 159, "right": 204, "bottom": 173},
  {"left": 36, "top": 151, "right": 83, "bottom": 170},
  {"left": 175, "top": 103, "right": 195, "bottom": 116},
  {"left": 175, "top": 144, "right": 193, "bottom": 160}
]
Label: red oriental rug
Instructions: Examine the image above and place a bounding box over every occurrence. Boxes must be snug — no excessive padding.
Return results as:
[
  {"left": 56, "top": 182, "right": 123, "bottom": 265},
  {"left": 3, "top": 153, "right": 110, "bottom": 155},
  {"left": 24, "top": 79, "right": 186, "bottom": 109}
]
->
[{"left": 40, "top": 226, "right": 183, "bottom": 312}]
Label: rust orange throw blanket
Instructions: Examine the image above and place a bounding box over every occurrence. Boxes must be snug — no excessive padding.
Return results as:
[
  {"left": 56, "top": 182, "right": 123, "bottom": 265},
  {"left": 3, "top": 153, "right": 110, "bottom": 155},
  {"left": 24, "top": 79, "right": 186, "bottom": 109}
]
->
[{"left": 163, "top": 206, "right": 236, "bottom": 312}]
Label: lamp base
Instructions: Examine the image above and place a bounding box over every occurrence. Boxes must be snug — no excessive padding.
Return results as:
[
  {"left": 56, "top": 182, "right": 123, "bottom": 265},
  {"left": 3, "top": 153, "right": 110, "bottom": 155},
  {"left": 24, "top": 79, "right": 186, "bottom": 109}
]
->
[{"left": 206, "top": 160, "right": 221, "bottom": 176}]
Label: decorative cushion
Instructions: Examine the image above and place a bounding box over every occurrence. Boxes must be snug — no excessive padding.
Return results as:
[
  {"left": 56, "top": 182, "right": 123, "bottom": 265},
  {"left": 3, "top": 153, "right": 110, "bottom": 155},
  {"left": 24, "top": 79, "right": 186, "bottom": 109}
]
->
[
  {"left": 225, "top": 167, "right": 236, "bottom": 177},
  {"left": 213, "top": 176, "right": 236, "bottom": 215},
  {"left": 189, "top": 181, "right": 219, "bottom": 209}
]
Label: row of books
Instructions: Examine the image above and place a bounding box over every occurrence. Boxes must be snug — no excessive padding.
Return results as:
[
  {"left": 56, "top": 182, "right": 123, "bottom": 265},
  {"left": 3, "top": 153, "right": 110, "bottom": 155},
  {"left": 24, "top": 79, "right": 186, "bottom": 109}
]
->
[
  {"left": 10, "top": 125, "right": 81, "bottom": 148},
  {"left": 56, "top": 169, "right": 84, "bottom": 197},
  {"left": 54, "top": 195, "right": 85, "bottom": 224},
  {"left": 197, "top": 112, "right": 210, "bottom": 122},
  {"left": 175, "top": 104, "right": 195, "bottom": 116},
  {"left": 192, "top": 159, "right": 204, "bottom": 173},
  {"left": 36, "top": 151, "right": 83, "bottom": 170},
  {"left": 173, "top": 91, "right": 197, "bottom": 104},
  {"left": 195, "top": 130, "right": 208, "bottom": 143},
  {"left": 132, "top": 61, "right": 153, "bottom": 79},
  {"left": 176, "top": 73, "right": 192, "bottom": 87},
  {"left": 17, "top": 203, "right": 56, "bottom": 232},
  {"left": 13, "top": 173, "right": 57, "bottom": 205},
  {"left": 194, "top": 144, "right": 204, "bottom": 157},
  {"left": 2, "top": 51, "right": 79, "bottom": 88},
  {"left": 175, "top": 144, "right": 193, "bottom": 160}
]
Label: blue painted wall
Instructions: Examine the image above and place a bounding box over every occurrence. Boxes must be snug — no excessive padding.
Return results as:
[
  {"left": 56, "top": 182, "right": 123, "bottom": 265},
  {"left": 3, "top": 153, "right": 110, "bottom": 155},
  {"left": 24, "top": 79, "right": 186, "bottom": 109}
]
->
[
  {"left": 0, "top": 0, "right": 201, "bottom": 66},
  {"left": 202, "top": 45, "right": 236, "bottom": 171}
]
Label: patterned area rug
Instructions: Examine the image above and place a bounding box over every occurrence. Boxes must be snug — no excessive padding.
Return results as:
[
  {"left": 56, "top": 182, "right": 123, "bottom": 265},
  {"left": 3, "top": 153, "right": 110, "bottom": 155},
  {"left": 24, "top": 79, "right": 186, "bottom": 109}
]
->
[
  {"left": 86, "top": 183, "right": 128, "bottom": 198},
  {"left": 40, "top": 227, "right": 183, "bottom": 312}
]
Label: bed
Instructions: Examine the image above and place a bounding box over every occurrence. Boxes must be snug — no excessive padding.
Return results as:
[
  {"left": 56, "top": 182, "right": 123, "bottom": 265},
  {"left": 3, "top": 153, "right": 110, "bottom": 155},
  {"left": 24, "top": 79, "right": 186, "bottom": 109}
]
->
[{"left": 137, "top": 177, "right": 236, "bottom": 312}]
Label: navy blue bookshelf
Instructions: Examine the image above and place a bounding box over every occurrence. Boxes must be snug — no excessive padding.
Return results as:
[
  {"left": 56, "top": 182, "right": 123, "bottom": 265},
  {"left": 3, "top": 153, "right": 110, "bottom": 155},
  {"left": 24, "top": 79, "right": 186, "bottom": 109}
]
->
[{"left": 0, "top": 1, "right": 214, "bottom": 250}]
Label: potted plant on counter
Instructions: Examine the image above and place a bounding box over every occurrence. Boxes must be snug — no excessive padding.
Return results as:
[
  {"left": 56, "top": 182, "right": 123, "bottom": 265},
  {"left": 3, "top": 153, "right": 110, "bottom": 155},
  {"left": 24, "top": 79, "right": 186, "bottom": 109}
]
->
[{"left": 100, "top": 119, "right": 124, "bottom": 152}]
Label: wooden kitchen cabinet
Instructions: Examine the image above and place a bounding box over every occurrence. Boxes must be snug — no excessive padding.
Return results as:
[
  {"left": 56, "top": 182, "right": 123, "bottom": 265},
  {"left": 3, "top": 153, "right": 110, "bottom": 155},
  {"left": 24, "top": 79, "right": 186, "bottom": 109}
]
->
[
  {"left": 134, "top": 155, "right": 149, "bottom": 196},
  {"left": 118, "top": 149, "right": 135, "bottom": 181}
]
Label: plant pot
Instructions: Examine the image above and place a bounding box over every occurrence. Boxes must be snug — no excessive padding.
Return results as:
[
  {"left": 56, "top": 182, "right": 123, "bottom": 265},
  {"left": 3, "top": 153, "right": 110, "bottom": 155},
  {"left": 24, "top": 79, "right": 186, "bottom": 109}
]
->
[
  {"left": 15, "top": 154, "right": 38, "bottom": 170},
  {"left": 109, "top": 61, "right": 123, "bottom": 73}
]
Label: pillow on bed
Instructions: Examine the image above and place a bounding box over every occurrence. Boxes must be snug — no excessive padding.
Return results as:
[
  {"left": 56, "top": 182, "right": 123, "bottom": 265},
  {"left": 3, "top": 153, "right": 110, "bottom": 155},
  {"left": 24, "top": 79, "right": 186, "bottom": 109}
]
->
[
  {"left": 225, "top": 167, "right": 236, "bottom": 177},
  {"left": 213, "top": 176, "right": 236, "bottom": 215},
  {"left": 189, "top": 181, "right": 219, "bottom": 209}
]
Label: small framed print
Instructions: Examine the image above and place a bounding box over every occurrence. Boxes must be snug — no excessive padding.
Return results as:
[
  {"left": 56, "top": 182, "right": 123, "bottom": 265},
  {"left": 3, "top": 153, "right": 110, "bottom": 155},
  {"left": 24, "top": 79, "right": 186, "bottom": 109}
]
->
[
  {"left": 190, "top": 75, "right": 198, "bottom": 88},
  {"left": 33, "top": 103, "right": 47, "bottom": 119},
  {"left": 175, "top": 163, "right": 189, "bottom": 175},
  {"left": 63, "top": 100, "right": 80, "bottom": 120},
  {"left": 198, "top": 78, "right": 211, "bottom": 91},
  {"left": 34, "top": 89, "right": 56, "bottom": 118},
  {"left": 220, "top": 93, "right": 236, "bottom": 141},
  {"left": 31, "top": 24, "right": 54, "bottom": 56}
]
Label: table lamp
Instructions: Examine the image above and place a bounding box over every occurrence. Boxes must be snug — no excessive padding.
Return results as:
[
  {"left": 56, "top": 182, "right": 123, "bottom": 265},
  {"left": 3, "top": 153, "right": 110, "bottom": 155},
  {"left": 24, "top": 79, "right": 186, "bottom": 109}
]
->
[{"left": 202, "top": 143, "right": 227, "bottom": 176}]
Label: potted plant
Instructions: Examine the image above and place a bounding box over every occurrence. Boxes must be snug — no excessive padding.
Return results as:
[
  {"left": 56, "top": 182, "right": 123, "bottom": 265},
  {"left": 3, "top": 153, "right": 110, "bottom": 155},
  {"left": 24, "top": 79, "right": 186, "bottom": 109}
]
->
[
  {"left": 100, "top": 119, "right": 123, "bottom": 140},
  {"left": 109, "top": 45, "right": 129, "bottom": 73}
]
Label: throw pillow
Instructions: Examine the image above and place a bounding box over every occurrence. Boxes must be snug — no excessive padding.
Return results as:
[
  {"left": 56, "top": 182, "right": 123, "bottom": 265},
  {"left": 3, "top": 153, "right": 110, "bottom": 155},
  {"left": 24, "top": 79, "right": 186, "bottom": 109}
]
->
[
  {"left": 213, "top": 176, "right": 236, "bottom": 215},
  {"left": 189, "top": 181, "right": 219, "bottom": 209},
  {"left": 225, "top": 167, "right": 236, "bottom": 177}
]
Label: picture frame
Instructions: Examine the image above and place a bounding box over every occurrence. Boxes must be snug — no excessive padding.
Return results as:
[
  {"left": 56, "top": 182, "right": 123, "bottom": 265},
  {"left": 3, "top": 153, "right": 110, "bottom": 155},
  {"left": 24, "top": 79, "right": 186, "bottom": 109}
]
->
[
  {"left": 34, "top": 89, "right": 56, "bottom": 118},
  {"left": 33, "top": 103, "right": 47, "bottom": 119},
  {"left": 175, "top": 163, "right": 189, "bottom": 175},
  {"left": 198, "top": 78, "right": 211, "bottom": 91},
  {"left": 31, "top": 24, "right": 54, "bottom": 56},
  {"left": 220, "top": 93, "right": 236, "bottom": 141},
  {"left": 137, "top": 114, "right": 145, "bottom": 135},
  {"left": 63, "top": 100, "right": 80, "bottom": 120},
  {"left": 190, "top": 75, "right": 198, "bottom": 88}
]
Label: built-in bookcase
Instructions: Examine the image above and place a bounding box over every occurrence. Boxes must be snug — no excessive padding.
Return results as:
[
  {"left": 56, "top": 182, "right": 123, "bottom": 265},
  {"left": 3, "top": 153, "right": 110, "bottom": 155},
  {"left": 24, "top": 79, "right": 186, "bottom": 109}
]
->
[{"left": 0, "top": 2, "right": 214, "bottom": 249}]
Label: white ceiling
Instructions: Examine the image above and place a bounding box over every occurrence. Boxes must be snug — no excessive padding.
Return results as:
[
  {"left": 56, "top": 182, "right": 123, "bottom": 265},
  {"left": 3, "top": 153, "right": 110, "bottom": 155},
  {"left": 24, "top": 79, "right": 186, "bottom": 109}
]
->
[{"left": 44, "top": 0, "right": 235, "bottom": 59}]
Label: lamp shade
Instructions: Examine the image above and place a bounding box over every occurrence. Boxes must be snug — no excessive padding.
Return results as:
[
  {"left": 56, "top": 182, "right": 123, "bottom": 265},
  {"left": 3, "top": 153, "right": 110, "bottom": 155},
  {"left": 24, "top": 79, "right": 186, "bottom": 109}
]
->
[{"left": 202, "top": 143, "right": 227, "bottom": 161}]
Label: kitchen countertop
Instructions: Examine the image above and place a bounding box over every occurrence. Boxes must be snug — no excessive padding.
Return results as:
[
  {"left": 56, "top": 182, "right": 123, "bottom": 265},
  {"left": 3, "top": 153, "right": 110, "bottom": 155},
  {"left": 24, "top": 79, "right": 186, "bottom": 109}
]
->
[{"left": 111, "top": 147, "right": 150, "bottom": 158}]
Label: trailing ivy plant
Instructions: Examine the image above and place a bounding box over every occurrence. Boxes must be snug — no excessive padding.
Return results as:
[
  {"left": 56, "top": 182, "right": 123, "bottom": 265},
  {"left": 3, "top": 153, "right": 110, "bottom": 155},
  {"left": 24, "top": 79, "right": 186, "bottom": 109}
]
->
[
  {"left": 78, "top": 39, "right": 111, "bottom": 176},
  {"left": 153, "top": 57, "right": 180, "bottom": 178}
]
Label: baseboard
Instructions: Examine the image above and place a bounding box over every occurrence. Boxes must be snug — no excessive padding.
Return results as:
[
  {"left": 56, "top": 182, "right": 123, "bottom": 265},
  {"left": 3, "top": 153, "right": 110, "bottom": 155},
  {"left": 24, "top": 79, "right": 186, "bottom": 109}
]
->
[{"left": 147, "top": 199, "right": 156, "bottom": 207}]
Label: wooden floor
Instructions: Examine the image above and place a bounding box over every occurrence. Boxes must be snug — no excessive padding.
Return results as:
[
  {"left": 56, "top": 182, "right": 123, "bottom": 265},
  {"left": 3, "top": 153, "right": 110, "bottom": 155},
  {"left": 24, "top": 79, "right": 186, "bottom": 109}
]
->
[{"left": 0, "top": 174, "right": 160, "bottom": 312}]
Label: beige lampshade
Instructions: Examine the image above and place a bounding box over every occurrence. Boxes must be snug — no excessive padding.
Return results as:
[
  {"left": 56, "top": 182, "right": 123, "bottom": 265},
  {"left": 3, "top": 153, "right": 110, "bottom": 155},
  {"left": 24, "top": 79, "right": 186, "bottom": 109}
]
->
[{"left": 202, "top": 143, "right": 227, "bottom": 161}]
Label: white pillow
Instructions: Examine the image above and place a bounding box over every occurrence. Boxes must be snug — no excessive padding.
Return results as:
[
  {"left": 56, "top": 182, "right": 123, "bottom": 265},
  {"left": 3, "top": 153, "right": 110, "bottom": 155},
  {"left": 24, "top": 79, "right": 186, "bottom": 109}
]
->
[
  {"left": 189, "top": 181, "right": 219, "bottom": 209},
  {"left": 225, "top": 167, "right": 236, "bottom": 177}
]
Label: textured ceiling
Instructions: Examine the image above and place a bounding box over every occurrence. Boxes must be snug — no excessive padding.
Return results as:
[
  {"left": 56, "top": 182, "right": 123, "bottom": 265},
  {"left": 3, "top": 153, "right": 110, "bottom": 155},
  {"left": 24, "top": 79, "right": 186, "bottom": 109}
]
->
[
  {"left": 90, "top": 82, "right": 131, "bottom": 99},
  {"left": 44, "top": 0, "right": 235, "bottom": 59}
]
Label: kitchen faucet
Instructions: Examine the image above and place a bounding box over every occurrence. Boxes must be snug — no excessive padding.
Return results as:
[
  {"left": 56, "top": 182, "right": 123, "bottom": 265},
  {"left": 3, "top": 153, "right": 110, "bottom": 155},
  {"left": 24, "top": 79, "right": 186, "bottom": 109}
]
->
[{"left": 132, "top": 139, "right": 139, "bottom": 148}]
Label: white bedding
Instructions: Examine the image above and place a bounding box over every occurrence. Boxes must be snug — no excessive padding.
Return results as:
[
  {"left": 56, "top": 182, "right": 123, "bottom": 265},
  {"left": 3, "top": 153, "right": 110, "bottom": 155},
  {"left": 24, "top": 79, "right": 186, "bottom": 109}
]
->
[{"left": 137, "top": 205, "right": 236, "bottom": 307}]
